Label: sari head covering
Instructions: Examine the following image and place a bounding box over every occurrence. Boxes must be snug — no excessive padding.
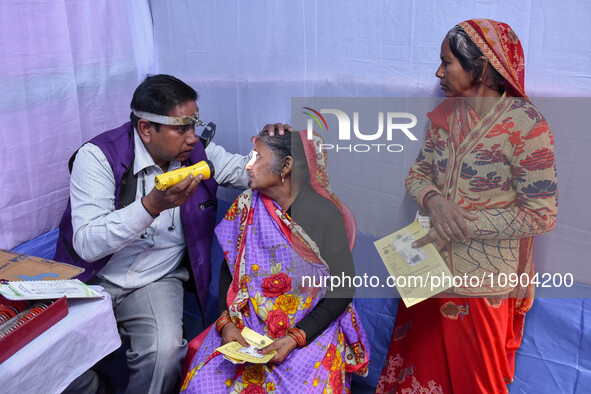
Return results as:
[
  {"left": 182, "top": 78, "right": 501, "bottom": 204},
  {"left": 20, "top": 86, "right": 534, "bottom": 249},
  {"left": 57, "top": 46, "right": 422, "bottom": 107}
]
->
[
  {"left": 298, "top": 130, "right": 354, "bottom": 242},
  {"left": 458, "top": 19, "right": 527, "bottom": 98},
  {"left": 428, "top": 19, "right": 527, "bottom": 132}
]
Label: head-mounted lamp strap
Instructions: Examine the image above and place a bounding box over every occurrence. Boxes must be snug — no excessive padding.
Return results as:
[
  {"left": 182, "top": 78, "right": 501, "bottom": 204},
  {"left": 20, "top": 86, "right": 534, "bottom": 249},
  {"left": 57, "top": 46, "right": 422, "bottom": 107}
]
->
[{"left": 133, "top": 109, "right": 206, "bottom": 127}]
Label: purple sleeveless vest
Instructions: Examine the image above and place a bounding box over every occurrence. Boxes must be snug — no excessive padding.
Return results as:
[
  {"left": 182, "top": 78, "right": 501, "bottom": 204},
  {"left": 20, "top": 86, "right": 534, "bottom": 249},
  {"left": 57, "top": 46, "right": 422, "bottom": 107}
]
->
[{"left": 54, "top": 122, "right": 218, "bottom": 310}]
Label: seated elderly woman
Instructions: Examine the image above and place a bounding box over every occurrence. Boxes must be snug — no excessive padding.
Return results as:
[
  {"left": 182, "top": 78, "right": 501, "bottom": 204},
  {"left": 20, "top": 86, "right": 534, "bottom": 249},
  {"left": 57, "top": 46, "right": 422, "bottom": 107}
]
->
[{"left": 181, "top": 130, "right": 369, "bottom": 393}]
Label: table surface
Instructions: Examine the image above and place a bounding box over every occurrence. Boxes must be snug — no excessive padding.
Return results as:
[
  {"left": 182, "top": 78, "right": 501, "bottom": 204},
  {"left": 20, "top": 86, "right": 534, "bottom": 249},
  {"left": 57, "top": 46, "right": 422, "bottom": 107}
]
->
[{"left": 0, "top": 290, "right": 120, "bottom": 393}]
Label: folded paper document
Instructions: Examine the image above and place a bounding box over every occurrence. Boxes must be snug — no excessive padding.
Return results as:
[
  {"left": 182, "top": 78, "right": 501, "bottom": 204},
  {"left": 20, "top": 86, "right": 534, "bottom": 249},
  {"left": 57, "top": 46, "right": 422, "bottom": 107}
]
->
[
  {"left": 374, "top": 221, "right": 452, "bottom": 307},
  {"left": 216, "top": 327, "right": 276, "bottom": 364}
]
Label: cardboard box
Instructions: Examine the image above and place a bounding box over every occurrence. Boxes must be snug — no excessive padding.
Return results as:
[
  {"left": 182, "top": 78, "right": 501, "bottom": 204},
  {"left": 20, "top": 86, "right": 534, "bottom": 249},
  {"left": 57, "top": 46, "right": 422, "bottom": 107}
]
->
[{"left": 0, "top": 249, "right": 83, "bottom": 282}]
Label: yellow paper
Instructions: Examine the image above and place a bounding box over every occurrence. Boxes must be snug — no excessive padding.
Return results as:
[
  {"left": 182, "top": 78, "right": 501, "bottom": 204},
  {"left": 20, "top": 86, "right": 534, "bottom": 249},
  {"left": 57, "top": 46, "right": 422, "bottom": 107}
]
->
[
  {"left": 215, "top": 327, "right": 276, "bottom": 364},
  {"left": 374, "top": 221, "right": 452, "bottom": 308}
]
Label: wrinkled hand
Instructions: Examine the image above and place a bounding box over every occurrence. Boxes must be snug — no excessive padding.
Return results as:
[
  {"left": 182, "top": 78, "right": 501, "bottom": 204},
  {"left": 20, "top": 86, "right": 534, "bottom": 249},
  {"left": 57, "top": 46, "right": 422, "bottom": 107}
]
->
[
  {"left": 261, "top": 123, "right": 293, "bottom": 137},
  {"left": 220, "top": 323, "right": 249, "bottom": 347},
  {"left": 412, "top": 227, "right": 448, "bottom": 252},
  {"left": 259, "top": 335, "right": 297, "bottom": 365},
  {"left": 142, "top": 174, "right": 203, "bottom": 216},
  {"left": 425, "top": 195, "right": 478, "bottom": 242}
]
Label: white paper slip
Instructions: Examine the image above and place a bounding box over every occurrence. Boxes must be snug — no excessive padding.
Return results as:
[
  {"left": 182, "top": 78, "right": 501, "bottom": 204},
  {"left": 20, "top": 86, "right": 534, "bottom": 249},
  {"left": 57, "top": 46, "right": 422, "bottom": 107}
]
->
[
  {"left": 391, "top": 234, "right": 427, "bottom": 267},
  {"left": 0, "top": 279, "right": 104, "bottom": 300},
  {"left": 237, "top": 345, "right": 266, "bottom": 358}
]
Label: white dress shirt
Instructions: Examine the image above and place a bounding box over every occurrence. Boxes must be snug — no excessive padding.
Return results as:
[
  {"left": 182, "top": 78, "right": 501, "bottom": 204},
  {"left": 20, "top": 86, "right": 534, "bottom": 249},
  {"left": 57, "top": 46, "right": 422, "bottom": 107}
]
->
[{"left": 70, "top": 129, "right": 250, "bottom": 288}]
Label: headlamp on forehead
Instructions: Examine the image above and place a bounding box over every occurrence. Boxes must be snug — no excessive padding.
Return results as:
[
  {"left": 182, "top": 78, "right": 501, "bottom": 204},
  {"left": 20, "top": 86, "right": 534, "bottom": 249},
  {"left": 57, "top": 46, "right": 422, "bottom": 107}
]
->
[
  {"left": 133, "top": 109, "right": 216, "bottom": 148},
  {"left": 132, "top": 109, "right": 206, "bottom": 127}
]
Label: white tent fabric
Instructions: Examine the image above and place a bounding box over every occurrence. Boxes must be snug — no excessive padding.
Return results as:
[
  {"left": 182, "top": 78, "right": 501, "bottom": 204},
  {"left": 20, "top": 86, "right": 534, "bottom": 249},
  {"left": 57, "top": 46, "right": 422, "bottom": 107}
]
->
[
  {"left": 2, "top": 1, "right": 591, "bottom": 391},
  {"left": 150, "top": 1, "right": 591, "bottom": 287},
  {"left": 0, "top": 0, "right": 154, "bottom": 249},
  {"left": 151, "top": 0, "right": 591, "bottom": 154},
  {"left": 2, "top": 0, "right": 590, "bottom": 250}
]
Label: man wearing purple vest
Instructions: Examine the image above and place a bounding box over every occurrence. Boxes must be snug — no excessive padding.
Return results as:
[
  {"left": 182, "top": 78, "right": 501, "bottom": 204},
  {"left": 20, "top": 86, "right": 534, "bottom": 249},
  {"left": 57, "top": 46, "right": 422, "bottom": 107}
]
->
[{"left": 55, "top": 74, "right": 289, "bottom": 393}]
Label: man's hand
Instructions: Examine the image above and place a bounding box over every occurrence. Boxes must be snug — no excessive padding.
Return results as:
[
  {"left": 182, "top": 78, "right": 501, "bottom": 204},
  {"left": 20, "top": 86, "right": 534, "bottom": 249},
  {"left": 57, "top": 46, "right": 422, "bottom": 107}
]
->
[
  {"left": 220, "top": 323, "right": 249, "bottom": 347},
  {"left": 141, "top": 173, "right": 203, "bottom": 217},
  {"left": 259, "top": 335, "right": 297, "bottom": 365},
  {"left": 425, "top": 195, "right": 478, "bottom": 242},
  {"left": 261, "top": 123, "right": 293, "bottom": 137}
]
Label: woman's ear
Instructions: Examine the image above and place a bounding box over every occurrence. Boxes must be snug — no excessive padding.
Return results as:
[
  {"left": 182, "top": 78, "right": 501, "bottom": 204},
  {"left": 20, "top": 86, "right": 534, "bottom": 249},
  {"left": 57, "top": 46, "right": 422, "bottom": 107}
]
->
[
  {"left": 137, "top": 119, "right": 153, "bottom": 144},
  {"left": 476, "top": 57, "right": 488, "bottom": 83},
  {"left": 282, "top": 156, "right": 294, "bottom": 176}
]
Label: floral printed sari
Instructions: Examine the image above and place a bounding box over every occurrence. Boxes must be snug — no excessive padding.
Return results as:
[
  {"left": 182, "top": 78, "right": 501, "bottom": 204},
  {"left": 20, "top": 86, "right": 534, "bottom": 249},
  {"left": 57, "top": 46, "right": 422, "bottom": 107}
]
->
[{"left": 181, "top": 131, "right": 369, "bottom": 393}]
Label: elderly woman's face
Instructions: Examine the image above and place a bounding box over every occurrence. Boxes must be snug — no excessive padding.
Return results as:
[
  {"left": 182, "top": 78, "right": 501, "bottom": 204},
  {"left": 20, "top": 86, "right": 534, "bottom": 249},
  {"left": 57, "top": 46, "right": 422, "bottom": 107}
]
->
[
  {"left": 436, "top": 39, "right": 476, "bottom": 97},
  {"left": 245, "top": 138, "right": 280, "bottom": 193}
]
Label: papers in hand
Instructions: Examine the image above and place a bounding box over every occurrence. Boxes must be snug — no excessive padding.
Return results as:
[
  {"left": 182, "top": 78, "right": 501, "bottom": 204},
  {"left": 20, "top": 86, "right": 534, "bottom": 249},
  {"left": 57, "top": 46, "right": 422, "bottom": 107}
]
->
[
  {"left": 374, "top": 221, "right": 452, "bottom": 308},
  {"left": 0, "top": 279, "right": 104, "bottom": 300},
  {"left": 216, "top": 327, "right": 276, "bottom": 364}
]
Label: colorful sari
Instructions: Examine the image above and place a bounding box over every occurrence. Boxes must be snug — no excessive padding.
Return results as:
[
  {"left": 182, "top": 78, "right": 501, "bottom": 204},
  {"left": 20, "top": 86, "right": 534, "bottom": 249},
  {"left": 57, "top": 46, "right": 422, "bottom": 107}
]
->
[
  {"left": 181, "top": 131, "right": 369, "bottom": 393},
  {"left": 377, "top": 19, "right": 557, "bottom": 393}
]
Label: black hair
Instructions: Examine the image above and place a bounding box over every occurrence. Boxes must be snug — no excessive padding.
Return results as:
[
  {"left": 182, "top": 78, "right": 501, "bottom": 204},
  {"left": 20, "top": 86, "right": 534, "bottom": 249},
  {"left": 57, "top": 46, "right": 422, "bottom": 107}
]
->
[
  {"left": 129, "top": 74, "right": 198, "bottom": 132},
  {"left": 446, "top": 26, "right": 506, "bottom": 94},
  {"left": 258, "top": 131, "right": 310, "bottom": 185}
]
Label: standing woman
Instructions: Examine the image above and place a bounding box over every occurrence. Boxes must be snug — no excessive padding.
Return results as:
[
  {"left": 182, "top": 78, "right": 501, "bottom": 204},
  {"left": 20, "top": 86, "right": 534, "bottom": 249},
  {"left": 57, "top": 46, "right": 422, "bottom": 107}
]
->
[{"left": 376, "top": 19, "right": 557, "bottom": 393}]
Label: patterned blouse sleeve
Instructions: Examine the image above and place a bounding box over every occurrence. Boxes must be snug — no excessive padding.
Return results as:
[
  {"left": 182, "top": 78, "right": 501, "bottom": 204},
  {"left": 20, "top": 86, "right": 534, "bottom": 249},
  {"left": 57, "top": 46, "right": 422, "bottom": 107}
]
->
[
  {"left": 466, "top": 118, "right": 558, "bottom": 239},
  {"left": 405, "top": 124, "right": 443, "bottom": 210}
]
